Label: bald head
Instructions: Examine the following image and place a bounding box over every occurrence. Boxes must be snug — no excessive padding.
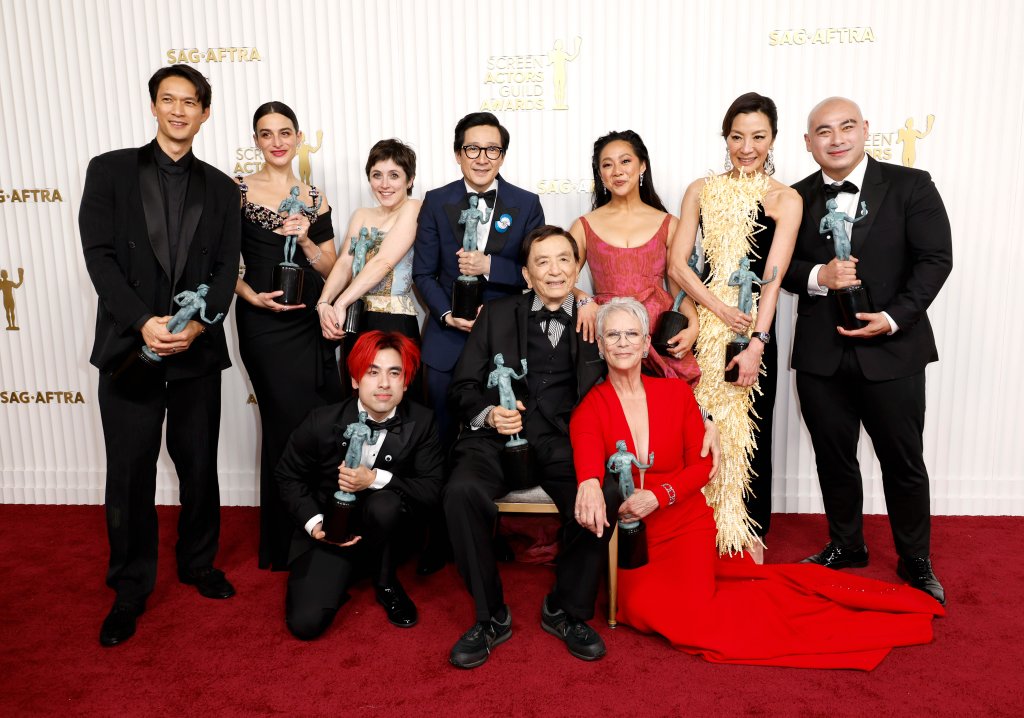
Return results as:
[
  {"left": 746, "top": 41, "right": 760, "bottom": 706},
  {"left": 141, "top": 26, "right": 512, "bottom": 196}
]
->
[{"left": 804, "top": 97, "right": 869, "bottom": 180}]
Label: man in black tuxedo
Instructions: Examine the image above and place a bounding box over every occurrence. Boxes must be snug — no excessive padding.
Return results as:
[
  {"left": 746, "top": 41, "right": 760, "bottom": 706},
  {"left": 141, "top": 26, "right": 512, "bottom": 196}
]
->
[
  {"left": 276, "top": 331, "right": 444, "bottom": 639},
  {"left": 80, "top": 65, "right": 241, "bottom": 646},
  {"left": 782, "top": 97, "right": 952, "bottom": 605},
  {"left": 443, "top": 226, "right": 619, "bottom": 668},
  {"left": 412, "top": 111, "right": 545, "bottom": 451}
]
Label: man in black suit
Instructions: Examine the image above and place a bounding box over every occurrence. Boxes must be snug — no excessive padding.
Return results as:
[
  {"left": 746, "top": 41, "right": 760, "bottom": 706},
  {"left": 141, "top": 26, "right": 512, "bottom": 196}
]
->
[
  {"left": 80, "top": 65, "right": 241, "bottom": 646},
  {"left": 275, "top": 331, "right": 444, "bottom": 639},
  {"left": 782, "top": 97, "right": 952, "bottom": 605},
  {"left": 444, "top": 226, "right": 620, "bottom": 668},
  {"left": 412, "top": 111, "right": 546, "bottom": 451}
]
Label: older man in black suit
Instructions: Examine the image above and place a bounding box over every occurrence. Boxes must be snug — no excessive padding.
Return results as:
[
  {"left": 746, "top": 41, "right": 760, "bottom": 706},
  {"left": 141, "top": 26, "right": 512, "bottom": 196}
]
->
[
  {"left": 80, "top": 65, "right": 241, "bottom": 647},
  {"left": 782, "top": 97, "right": 952, "bottom": 605},
  {"left": 276, "top": 331, "right": 444, "bottom": 639}
]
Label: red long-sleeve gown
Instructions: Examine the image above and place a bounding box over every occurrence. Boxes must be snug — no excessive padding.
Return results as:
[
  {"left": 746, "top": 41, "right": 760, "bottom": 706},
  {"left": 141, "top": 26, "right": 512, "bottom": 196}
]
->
[{"left": 570, "top": 376, "right": 943, "bottom": 670}]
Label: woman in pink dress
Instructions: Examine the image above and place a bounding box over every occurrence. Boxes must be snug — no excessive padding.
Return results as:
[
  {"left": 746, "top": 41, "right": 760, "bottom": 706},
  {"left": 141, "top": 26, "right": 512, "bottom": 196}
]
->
[{"left": 569, "top": 130, "right": 700, "bottom": 383}]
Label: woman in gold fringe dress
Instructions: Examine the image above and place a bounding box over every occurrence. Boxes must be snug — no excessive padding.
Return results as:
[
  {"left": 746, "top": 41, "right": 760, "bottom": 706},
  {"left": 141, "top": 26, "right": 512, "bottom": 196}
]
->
[{"left": 667, "top": 93, "right": 801, "bottom": 562}]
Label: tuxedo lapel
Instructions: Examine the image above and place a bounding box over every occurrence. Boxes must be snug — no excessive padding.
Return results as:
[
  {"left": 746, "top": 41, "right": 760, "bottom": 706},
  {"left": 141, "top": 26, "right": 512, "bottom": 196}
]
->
[
  {"left": 137, "top": 145, "right": 172, "bottom": 280},
  {"left": 173, "top": 159, "right": 206, "bottom": 285},
  {"left": 372, "top": 403, "right": 416, "bottom": 470},
  {"left": 443, "top": 183, "right": 467, "bottom": 248},
  {"left": 515, "top": 292, "right": 530, "bottom": 366},
  {"left": 851, "top": 157, "right": 887, "bottom": 256},
  {"left": 332, "top": 398, "right": 361, "bottom": 457},
  {"left": 484, "top": 179, "right": 519, "bottom": 257}
]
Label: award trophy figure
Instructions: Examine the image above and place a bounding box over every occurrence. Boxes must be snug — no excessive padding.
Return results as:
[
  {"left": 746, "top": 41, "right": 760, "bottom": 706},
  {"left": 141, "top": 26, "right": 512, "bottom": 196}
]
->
[
  {"left": 608, "top": 440, "right": 654, "bottom": 569},
  {"left": 488, "top": 353, "right": 531, "bottom": 488},
  {"left": 139, "top": 283, "right": 224, "bottom": 363},
  {"left": 653, "top": 251, "right": 698, "bottom": 354},
  {"left": 820, "top": 198, "right": 871, "bottom": 329},
  {"left": 724, "top": 257, "right": 777, "bottom": 382},
  {"left": 323, "top": 411, "right": 381, "bottom": 544},
  {"left": 342, "top": 227, "right": 381, "bottom": 335},
  {"left": 273, "top": 185, "right": 322, "bottom": 305},
  {"left": 451, "top": 194, "right": 491, "bottom": 319}
]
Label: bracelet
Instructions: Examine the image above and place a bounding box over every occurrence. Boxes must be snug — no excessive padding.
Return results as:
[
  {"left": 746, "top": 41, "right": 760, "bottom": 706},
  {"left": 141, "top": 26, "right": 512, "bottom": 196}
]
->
[
  {"left": 307, "top": 248, "right": 322, "bottom": 266},
  {"left": 661, "top": 483, "right": 677, "bottom": 506},
  {"left": 315, "top": 300, "right": 331, "bottom": 310},
  {"left": 577, "top": 296, "right": 593, "bottom": 308}
]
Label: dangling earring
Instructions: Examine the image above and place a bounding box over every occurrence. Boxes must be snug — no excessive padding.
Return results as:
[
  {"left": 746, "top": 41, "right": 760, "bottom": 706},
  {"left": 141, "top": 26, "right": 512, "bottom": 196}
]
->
[
  {"left": 765, "top": 149, "right": 776, "bottom": 176},
  {"left": 642, "top": 349, "right": 649, "bottom": 359},
  {"left": 640, "top": 172, "right": 645, "bottom": 187},
  {"left": 724, "top": 150, "right": 734, "bottom": 172},
  {"left": 603, "top": 184, "right": 609, "bottom": 196}
]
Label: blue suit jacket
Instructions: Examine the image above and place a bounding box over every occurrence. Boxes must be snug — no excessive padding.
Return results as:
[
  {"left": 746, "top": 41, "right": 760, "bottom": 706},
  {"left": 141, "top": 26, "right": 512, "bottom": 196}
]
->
[{"left": 412, "top": 175, "right": 544, "bottom": 371}]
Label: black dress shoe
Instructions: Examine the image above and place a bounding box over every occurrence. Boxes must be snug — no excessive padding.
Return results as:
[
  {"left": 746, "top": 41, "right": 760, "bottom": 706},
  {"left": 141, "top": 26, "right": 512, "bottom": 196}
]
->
[
  {"left": 898, "top": 556, "right": 946, "bottom": 606},
  {"left": 800, "top": 542, "right": 869, "bottom": 569},
  {"left": 99, "top": 602, "right": 142, "bottom": 647},
  {"left": 449, "top": 607, "right": 512, "bottom": 669},
  {"left": 541, "top": 594, "right": 606, "bottom": 661},
  {"left": 179, "top": 567, "right": 235, "bottom": 599},
  {"left": 375, "top": 583, "right": 418, "bottom": 628}
]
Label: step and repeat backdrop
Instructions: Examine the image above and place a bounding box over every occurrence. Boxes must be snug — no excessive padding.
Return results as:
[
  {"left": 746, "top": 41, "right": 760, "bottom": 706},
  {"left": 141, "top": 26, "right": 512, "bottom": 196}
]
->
[{"left": 1, "top": 0, "right": 1020, "bottom": 513}]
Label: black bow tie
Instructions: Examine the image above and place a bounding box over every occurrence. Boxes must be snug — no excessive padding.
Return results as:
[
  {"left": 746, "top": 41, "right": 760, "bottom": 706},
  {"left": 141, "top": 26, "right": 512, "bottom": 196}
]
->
[
  {"left": 365, "top": 415, "right": 402, "bottom": 434},
  {"left": 531, "top": 307, "right": 568, "bottom": 330},
  {"left": 468, "top": 189, "right": 497, "bottom": 206},
  {"left": 824, "top": 181, "right": 859, "bottom": 198}
]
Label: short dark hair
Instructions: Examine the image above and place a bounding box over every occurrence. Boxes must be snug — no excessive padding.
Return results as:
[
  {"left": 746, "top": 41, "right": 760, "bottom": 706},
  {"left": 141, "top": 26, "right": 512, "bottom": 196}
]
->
[
  {"left": 591, "top": 130, "right": 667, "bottom": 212},
  {"left": 453, "top": 112, "right": 510, "bottom": 154},
  {"left": 251, "top": 101, "right": 299, "bottom": 133},
  {"left": 721, "top": 92, "right": 779, "bottom": 139},
  {"left": 148, "top": 65, "right": 212, "bottom": 109},
  {"left": 365, "top": 139, "right": 417, "bottom": 195},
  {"left": 520, "top": 225, "right": 579, "bottom": 266}
]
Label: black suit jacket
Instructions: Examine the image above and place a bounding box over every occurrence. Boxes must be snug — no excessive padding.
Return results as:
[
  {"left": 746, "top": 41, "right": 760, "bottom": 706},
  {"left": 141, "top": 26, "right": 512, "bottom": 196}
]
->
[
  {"left": 79, "top": 140, "right": 241, "bottom": 377},
  {"left": 275, "top": 397, "right": 444, "bottom": 561},
  {"left": 412, "top": 176, "right": 545, "bottom": 372},
  {"left": 781, "top": 156, "right": 952, "bottom": 381},
  {"left": 449, "top": 292, "right": 606, "bottom": 437}
]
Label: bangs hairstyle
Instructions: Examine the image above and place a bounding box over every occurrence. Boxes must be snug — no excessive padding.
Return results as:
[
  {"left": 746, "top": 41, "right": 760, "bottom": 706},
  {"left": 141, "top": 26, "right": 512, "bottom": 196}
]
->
[
  {"left": 519, "top": 225, "right": 579, "bottom": 266},
  {"left": 365, "top": 139, "right": 417, "bottom": 195},
  {"left": 148, "top": 65, "right": 212, "bottom": 109},
  {"left": 347, "top": 330, "right": 421, "bottom": 383}
]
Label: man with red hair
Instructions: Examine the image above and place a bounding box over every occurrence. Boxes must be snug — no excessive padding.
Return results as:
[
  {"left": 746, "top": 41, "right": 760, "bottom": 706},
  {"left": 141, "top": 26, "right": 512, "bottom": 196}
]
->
[{"left": 276, "top": 331, "right": 444, "bottom": 639}]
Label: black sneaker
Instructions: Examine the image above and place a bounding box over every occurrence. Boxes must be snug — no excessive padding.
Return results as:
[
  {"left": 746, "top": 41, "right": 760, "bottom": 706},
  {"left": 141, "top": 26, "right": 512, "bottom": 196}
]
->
[
  {"left": 541, "top": 594, "right": 606, "bottom": 661},
  {"left": 448, "top": 607, "right": 513, "bottom": 669}
]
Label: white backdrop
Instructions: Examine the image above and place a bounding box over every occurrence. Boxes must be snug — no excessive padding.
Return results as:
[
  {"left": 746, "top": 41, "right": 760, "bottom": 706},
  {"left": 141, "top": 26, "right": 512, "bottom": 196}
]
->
[{"left": 1, "top": 0, "right": 1020, "bottom": 514}]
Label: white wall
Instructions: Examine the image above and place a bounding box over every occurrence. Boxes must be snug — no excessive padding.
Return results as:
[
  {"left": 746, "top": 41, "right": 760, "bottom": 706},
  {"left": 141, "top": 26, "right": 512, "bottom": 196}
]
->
[{"left": 1, "top": 0, "right": 1019, "bottom": 513}]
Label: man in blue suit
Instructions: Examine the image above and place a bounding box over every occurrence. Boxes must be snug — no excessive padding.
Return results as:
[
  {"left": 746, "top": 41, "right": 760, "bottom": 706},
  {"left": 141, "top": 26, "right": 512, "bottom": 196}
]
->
[{"left": 413, "top": 112, "right": 545, "bottom": 451}]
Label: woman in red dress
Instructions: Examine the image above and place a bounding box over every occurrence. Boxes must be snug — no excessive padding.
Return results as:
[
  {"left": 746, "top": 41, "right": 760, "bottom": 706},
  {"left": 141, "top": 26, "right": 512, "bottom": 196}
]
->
[{"left": 570, "top": 298, "right": 944, "bottom": 669}]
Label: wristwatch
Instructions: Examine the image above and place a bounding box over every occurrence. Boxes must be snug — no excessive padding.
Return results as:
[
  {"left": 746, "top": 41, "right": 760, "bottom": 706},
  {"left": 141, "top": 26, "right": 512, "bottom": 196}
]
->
[{"left": 751, "top": 331, "right": 771, "bottom": 345}]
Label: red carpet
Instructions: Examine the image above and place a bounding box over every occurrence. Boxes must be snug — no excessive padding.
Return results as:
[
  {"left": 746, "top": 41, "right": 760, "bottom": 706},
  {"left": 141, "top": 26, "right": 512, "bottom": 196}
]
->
[{"left": 1, "top": 506, "right": 1022, "bottom": 717}]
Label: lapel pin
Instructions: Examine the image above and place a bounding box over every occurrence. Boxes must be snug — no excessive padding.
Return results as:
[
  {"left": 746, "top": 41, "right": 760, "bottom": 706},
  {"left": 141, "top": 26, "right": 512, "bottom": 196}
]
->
[{"left": 495, "top": 213, "right": 512, "bottom": 233}]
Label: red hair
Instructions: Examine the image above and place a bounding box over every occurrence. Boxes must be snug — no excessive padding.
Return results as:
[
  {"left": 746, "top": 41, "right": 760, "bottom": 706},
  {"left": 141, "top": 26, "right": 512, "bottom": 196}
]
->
[{"left": 347, "top": 330, "right": 420, "bottom": 383}]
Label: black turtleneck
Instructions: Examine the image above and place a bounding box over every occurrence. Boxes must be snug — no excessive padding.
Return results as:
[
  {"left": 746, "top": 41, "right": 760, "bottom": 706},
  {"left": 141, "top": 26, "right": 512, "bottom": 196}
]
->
[{"left": 153, "top": 142, "right": 193, "bottom": 271}]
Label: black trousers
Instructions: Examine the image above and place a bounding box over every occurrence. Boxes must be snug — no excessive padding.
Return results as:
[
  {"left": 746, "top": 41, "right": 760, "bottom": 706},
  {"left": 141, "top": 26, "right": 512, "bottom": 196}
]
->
[
  {"left": 285, "top": 490, "right": 405, "bottom": 640},
  {"left": 747, "top": 336, "right": 778, "bottom": 537},
  {"left": 795, "top": 349, "right": 931, "bottom": 557},
  {"left": 444, "top": 427, "right": 621, "bottom": 624},
  {"left": 98, "top": 371, "right": 223, "bottom": 606}
]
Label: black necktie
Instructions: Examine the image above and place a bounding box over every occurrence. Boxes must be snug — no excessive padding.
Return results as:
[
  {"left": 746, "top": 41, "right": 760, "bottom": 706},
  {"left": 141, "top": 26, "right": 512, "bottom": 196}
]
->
[
  {"left": 365, "top": 416, "right": 402, "bottom": 434},
  {"left": 824, "top": 181, "right": 859, "bottom": 198},
  {"left": 468, "top": 189, "right": 497, "bottom": 206}
]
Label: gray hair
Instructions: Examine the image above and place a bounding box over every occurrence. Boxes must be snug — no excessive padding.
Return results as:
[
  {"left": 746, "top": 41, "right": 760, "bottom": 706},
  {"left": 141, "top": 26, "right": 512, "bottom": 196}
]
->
[{"left": 596, "top": 297, "right": 650, "bottom": 337}]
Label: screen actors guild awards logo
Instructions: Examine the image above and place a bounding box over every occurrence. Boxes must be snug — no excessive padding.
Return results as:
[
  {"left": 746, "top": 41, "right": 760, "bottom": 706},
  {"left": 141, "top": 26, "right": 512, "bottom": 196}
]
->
[
  {"left": 480, "top": 36, "right": 582, "bottom": 112},
  {"left": 548, "top": 37, "right": 581, "bottom": 110},
  {"left": 896, "top": 115, "right": 934, "bottom": 167},
  {"left": 297, "top": 130, "right": 323, "bottom": 185},
  {"left": 0, "top": 267, "right": 24, "bottom": 330}
]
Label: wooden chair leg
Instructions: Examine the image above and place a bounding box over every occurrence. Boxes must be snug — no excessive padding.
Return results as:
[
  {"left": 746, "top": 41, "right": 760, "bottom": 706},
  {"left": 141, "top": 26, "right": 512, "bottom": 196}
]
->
[{"left": 607, "top": 525, "right": 618, "bottom": 628}]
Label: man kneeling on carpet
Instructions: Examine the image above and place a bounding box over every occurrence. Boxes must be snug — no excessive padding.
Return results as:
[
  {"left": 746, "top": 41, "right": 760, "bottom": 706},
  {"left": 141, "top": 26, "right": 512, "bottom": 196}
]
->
[{"left": 276, "top": 331, "right": 444, "bottom": 639}]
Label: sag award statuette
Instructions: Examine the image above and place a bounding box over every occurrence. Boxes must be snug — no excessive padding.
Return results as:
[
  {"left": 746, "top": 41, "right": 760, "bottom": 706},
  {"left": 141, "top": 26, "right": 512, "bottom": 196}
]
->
[
  {"left": 724, "top": 257, "right": 777, "bottom": 382},
  {"left": 343, "top": 227, "right": 381, "bottom": 335},
  {"left": 488, "top": 353, "right": 531, "bottom": 488},
  {"left": 273, "top": 185, "right": 322, "bottom": 305},
  {"left": 608, "top": 441, "right": 654, "bottom": 570},
  {"left": 451, "top": 193, "right": 491, "bottom": 320},
  {"left": 820, "top": 198, "right": 871, "bottom": 329},
  {"left": 135, "top": 283, "right": 224, "bottom": 368},
  {"left": 323, "top": 411, "right": 381, "bottom": 544},
  {"left": 653, "top": 250, "right": 699, "bottom": 354}
]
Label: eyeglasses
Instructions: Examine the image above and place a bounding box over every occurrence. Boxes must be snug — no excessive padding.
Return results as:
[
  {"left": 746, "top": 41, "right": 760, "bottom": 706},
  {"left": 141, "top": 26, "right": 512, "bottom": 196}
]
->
[
  {"left": 461, "top": 145, "right": 505, "bottom": 160},
  {"left": 601, "top": 330, "right": 644, "bottom": 345}
]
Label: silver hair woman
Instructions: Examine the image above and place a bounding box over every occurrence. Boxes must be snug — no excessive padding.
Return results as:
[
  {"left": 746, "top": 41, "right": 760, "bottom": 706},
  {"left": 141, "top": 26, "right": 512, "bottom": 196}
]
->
[{"left": 596, "top": 297, "right": 650, "bottom": 352}]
